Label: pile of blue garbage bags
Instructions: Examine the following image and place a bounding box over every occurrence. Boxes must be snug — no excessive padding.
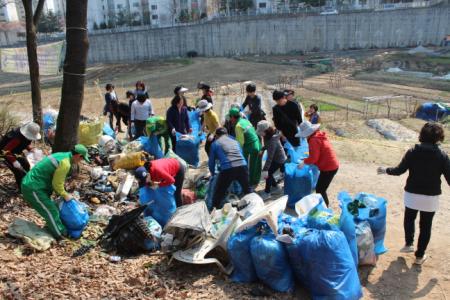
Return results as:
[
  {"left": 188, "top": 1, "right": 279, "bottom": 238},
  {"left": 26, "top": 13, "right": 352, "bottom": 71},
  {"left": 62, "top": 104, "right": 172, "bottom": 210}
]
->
[{"left": 227, "top": 192, "right": 388, "bottom": 299}]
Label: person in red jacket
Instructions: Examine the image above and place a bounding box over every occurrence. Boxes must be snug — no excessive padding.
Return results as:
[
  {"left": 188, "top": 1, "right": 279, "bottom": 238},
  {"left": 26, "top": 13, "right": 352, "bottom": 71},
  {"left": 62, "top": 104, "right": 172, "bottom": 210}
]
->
[
  {"left": 134, "top": 158, "right": 186, "bottom": 207},
  {"left": 296, "top": 121, "right": 339, "bottom": 206},
  {"left": 0, "top": 122, "right": 41, "bottom": 190}
]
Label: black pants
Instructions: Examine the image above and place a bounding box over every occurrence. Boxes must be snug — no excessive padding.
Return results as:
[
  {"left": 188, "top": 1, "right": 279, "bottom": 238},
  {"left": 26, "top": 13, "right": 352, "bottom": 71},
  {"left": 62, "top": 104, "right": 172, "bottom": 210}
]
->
[
  {"left": 108, "top": 112, "right": 115, "bottom": 130},
  {"left": 174, "top": 162, "right": 186, "bottom": 207},
  {"left": 4, "top": 157, "right": 30, "bottom": 190},
  {"left": 265, "top": 161, "right": 285, "bottom": 193},
  {"left": 204, "top": 134, "right": 214, "bottom": 156},
  {"left": 404, "top": 206, "right": 435, "bottom": 258},
  {"left": 212, "top": 166, "right": 250, "bottom": 209},
  {"left": 170, "top": 135, "right": 177, "bottom": 153},
  {"left": 133, "top": 120, "right": 146, "bottom": 140},
  {"left": 315, "top": 168, "right": 338, "bottom": 206},
  {"left": 114, "top": 113, "right": 128, "bottom": 132},
  {"left": 285, "top": 133, "right": 300, "bottom": 147}
]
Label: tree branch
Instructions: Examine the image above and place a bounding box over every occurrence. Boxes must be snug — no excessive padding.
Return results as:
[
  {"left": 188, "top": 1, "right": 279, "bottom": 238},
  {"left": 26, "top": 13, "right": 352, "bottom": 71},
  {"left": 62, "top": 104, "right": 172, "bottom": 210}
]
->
[{"left": 33, "top": 0, "right": 46, "bottom": 26}]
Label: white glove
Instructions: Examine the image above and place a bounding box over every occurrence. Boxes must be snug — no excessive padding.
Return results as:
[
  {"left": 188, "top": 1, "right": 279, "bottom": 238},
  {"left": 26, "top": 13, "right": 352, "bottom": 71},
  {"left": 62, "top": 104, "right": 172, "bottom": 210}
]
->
[
  {"left": 297, "top": 162, "right": 304, "bottom": 170},
  {"left": 261, "top": 171, "right": 269, "bottom": 180},
  {"left": 207, "top": 134, "right": 214, "bottom": 142},
  {"left": 12, "top": 161, "right": 24, "bottom": 171},
  {"left": 377, "top": 167, "right": 387, "bottom": 175},
  {"left": 171, "top": 128, "right": 176, "bottom": 136}
]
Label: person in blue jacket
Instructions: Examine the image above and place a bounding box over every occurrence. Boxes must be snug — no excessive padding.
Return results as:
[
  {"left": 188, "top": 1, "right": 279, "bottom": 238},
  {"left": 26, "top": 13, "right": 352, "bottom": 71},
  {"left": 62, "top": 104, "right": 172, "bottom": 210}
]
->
[{"left": 208, "top": 127, "right": 251, "bottom": 209}]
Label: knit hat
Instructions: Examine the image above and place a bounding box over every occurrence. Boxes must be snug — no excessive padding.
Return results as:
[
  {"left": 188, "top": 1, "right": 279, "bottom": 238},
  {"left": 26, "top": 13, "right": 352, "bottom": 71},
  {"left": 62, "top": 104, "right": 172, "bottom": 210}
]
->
[
  {"left": 20, "top": 122, "right": 41, "bottom": 141},
  {"left": 73, "top": 144, "right": 90, "bottom": 163},
  {"left": 256, "top": 120, "right": 270, "bottom": 136}
]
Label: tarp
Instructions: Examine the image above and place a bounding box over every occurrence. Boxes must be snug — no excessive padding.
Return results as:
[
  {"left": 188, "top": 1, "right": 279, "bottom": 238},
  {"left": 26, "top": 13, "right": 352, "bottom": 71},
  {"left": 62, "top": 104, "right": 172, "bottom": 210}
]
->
[
  {"left": 415, "top": 102, "right": 450, "bottom": 121},
  {"left": 0, "top": 41, "right": 64, "bottom": 75},
  {"left": 164, "top": 201, "right": 212, "bottom": 233}
]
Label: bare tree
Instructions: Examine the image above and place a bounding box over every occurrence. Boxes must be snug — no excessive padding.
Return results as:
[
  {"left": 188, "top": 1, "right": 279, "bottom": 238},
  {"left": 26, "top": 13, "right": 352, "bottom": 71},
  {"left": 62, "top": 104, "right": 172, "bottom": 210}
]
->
[{"left": 53, "top": 0, "right": 89, "bottom": 152}]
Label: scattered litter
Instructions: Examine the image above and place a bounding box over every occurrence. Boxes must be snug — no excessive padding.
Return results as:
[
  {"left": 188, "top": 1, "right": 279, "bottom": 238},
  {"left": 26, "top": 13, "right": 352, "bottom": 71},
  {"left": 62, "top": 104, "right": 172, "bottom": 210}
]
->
[{"left": 8, "top": 218, "right": 56, "bottom": 251}]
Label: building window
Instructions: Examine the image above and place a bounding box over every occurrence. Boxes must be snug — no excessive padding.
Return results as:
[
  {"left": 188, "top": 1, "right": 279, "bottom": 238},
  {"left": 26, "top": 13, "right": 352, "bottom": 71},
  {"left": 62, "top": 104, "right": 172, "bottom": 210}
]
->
[
  {"left": 151, "top": 5, "right": 157, "bottom": 10},
  {"left": 133, "top": 2, "right": 139, "bottom": 7},
  {"left": 259, "top": 3, "right": 267, "bottom": 8},
  {"left": 152, "top": 14, "right": 158, "bottom": 20}
]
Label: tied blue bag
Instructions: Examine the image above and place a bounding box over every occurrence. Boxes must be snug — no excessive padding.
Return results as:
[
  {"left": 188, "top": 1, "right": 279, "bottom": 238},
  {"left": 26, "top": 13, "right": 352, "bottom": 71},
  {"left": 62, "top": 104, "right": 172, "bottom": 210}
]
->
[
  {"left": 339, "top": 197, "right": 359, "bottom": 267},
  {"left": 139, "top": 185, "right": 176, "bottom": 227},
  {"left": 284, "top": 163, "right": 320, "bottom": 208},
  {"left": 250, "top": 233, "right": 295, "bottom": 293},
  {"left": 227, "top": 227, "right": 259, "bottom": 283},
  {"left": 59, "top": 199, "right": 89, "bottom": 239},
  {"left": 138, "top": 136, "right": 163, "bottom": 159},
  {"left": 287, "top": 229, "right": 362, "bottom": 300}
]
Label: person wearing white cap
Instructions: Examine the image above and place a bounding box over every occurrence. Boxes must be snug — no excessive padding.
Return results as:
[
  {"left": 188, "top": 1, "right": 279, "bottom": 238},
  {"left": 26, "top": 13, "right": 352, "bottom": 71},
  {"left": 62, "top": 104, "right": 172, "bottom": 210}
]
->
[
  {"left": 197, "top": 99, "right": 220, "bottom": 155},
  {"left": 296, "top": 121, "right": 339, "bottom": 206},
  {"left": 0, "top": 122, "right": 41, "bottom": 190}
]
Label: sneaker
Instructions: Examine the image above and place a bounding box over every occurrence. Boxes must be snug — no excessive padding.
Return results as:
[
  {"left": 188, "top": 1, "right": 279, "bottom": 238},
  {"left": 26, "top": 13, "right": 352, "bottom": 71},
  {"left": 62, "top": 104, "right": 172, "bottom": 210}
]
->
[
  {"left": 414, "top": 255, "right": 428, "bottom": 265},
  {"left": 260, "top": 191, "right": 271, "bottom": 200},
  {"left": 400, "top": 245, "right": 415, "bottom": 253}
]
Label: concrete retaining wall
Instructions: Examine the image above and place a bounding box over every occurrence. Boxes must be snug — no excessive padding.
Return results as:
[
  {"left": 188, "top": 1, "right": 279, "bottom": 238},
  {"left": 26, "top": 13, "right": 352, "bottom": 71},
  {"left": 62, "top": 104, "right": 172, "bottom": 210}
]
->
[{"left": 88, "top": 6, "right": 450, "bottom": 63}]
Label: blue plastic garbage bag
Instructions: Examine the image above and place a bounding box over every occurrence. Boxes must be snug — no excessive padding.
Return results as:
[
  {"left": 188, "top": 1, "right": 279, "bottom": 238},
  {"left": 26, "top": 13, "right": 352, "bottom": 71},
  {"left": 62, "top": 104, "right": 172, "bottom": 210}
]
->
[
  {"left": 103, "top": 123, "right": 116, "bottom": 138},
  {"left": 305, "top": 198, "right": 340, "bottom": 231},
  {"left": 250, "top": 233, "right": 295, "bottom": 292},
  {"left": 143, "top": 216, "right": 162, "bottom": 251},
  {"left": 339, "top": 195, "right": 359, "bottom": 266},
  {"left": 188, "top": 110, "right": 203, "bottom": 136},
  {"left": 59, "top": 199, "right": 89, "bottom": 239},
  {"left": 175, "top": 132, "right": 201, "bottom": 167},
  {"left": 287, "top": 229, "right": 362, "bottom": 300},
  {"left": 227, "top": 227, "right": 259, "bottom": 283},
  {"left": 284, "top": 139, "right": 309, "bottom": 163},
  {"left": 138, "top": 136, "right": 163, "bottom": 159},
  {"left": 139, "top": 185, "right": 176, "bottom": 227},
  {"left": 284, "top": 163, "right": 320, "bottom": 208},
  {"left": 355, "top": 193, "right": 387, "bottom": 255}
]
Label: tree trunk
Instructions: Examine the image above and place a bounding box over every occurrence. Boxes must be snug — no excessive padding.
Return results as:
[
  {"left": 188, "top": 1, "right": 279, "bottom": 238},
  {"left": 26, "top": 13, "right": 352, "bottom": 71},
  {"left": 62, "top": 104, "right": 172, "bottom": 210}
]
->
[
  {"left": 22, "top": 0, "right": 45, "bottom": 127},
  {"left": 52, "top": 0, "right": 89, "bottom": 152}
]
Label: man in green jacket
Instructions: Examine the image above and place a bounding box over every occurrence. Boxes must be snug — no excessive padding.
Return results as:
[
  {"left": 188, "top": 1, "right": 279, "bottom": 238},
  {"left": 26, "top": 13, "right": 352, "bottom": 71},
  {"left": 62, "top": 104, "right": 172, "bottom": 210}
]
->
[
  {"left": 146, "top": 116, "right": 172, "bottom": 154},
  {"left": 229, "top": 107, "right": 262, "bottom": 186},
  {"left": 21, "top": 144, "right": 90, "bottom": 239}
]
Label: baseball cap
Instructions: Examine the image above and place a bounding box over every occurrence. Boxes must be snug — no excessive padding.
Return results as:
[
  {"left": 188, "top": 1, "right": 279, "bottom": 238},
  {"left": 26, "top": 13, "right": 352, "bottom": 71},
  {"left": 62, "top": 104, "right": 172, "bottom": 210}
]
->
[
  {"left": 74, "top": 144, "right": 90, "bottom": 163},
  {"left": 135, "top": 166, "right": 148, "bottom": 188},
  {"left": 229, "top": 107, "right": 241, "bottom": 117}
]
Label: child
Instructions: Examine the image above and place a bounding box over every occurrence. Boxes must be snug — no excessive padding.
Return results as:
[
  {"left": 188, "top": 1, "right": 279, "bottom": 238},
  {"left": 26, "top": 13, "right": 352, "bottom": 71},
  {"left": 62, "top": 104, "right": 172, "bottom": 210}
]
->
[
  {"left": 257, "top": 120, "right": 286, "bottom": 199},
  {"left": 242, "top": 83, "right": 265, "bottom": 128},
  {"left": 305, "top": 104, "right": 320, "bottom": 124},
  {"left": 378, "top": 123, "right": 450, "bottom": 265}
]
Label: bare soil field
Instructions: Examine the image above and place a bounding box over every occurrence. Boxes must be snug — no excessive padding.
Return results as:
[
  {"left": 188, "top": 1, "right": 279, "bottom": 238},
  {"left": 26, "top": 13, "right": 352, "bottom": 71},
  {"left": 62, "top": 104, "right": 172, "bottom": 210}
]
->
[{"left": 0, "top": 53, "right": 449, "bottom": 299}]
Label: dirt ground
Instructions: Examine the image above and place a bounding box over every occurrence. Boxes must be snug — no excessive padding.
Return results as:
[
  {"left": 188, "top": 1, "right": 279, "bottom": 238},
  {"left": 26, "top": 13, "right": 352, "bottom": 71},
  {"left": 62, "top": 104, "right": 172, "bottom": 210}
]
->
[{"left": 0, "top": 53, "right": 449, "bottom": 299}]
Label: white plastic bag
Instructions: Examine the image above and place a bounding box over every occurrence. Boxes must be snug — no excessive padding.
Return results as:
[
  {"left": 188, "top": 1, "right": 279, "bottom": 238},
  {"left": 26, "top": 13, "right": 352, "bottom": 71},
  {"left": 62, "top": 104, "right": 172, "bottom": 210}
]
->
[{"left": 356, "top": 221, "right": 377, "bottom": 266}]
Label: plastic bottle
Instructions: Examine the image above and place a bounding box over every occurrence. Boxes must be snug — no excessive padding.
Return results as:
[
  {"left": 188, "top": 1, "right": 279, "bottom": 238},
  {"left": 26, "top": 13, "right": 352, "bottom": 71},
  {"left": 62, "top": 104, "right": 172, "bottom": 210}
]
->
[
  {"left": 94, "top": 184, "right": 114, "bottom": 193},
  {"left": 109, "top": 255, "right": 121, "bottom": 263}
]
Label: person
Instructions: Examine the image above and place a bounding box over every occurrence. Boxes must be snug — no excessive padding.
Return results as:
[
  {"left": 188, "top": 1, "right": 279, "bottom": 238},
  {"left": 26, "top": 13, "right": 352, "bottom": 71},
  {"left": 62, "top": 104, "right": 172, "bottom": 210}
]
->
[
  {"left": 126, "top": 90, "right": 136, "bottom": 138},
  {"left": 272, "top": 90, "right": 302, "bottom": 147},
  {"left": 0, "top": 122, "right": 41, "bottom": 189},
  {"left": 166, "top": 88, "right": 192, "bottom": 152},
  {"left": 242, "top": 83, "right": 265, "bottom": 128},
  {"left": 131, "top": 91, "right": 153, "bottom": 139},
  {"left": 229, "top": 107, "right": 262, "bottom": 186},
  {"left": 256, "top": 120, "right": 286, "bottom": 199},
  {"left": 21, "top": 144, "right": 90, "bottom": 239},
  {"left": 134, "top": 81, "right": 149, "bottom": 99},
  {"left": 103, "top": 83, "right": 118, "bottom": 130},
  {"left": 224, "top": 103, "right": 246, "bottom": 137},
  {"left": 198, "top": 82, "right": 213, "bottom": 104},
  {"left": 377, "top": 123, "right": 450, "bottom": 265},
  {"left": 146, "top": 116, "right": 172, "bottom": 154},
  {"left": 209, "top": 127, "right": 250, "bottom": 209},
  {"left": 296, "top": 121, "right": 339, "bottom": 206},
  {"left": 111, "top": 97, "right": 130, "bottom": 133},
  {"left": 197, "top": 99, "right": 220, "bottom": 156},
  {"left": 284, "top": 89, "right": 296, "bottom": 102},
  {"left": 305, "top": 104, "right": 320, "bottom": 124},
  {"left": 135, "top": 157, "right": 186, "bottom": 207}
]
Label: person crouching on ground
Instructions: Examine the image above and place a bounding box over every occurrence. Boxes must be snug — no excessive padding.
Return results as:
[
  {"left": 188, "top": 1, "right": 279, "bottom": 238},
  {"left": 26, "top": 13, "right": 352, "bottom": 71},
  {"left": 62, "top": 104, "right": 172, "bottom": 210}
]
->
[
  {"left": 208, "top": 127, "right": 251, "bottom": 209},
  {"left": 21, "top": 144, "right": 90, "bottom": 239},
  {"left": 256, "top": 120, "right": 287, "bottom": 199},
  {"left": 197, "top": 99, "right": 220, "bottom": 156},
  {"left": 135, "top": 157, "right": 186, "bottom": 207},
  {"left": 296, "top": 121, "right": 339, "bottom": 206},
  {"left": 146, "top": 116, "right": 172, "bottom": 154},
  {"left": 0, "top": 122, "right": 41, "bottom": 190},
  {"left": 378, "top": 122, "right": 450, "bottom": 265},
  {"left": 229, "top": 107, "right": 262, "bottom": 187}
]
